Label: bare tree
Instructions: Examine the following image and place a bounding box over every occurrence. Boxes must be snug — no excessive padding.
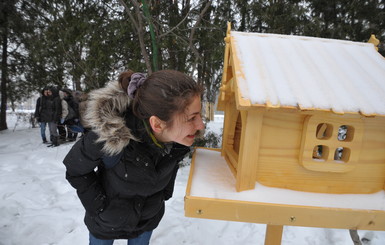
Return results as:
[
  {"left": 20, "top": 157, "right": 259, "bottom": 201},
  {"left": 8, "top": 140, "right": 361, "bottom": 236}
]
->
[
  {"left": 188, "top": 0, "right": 212, "bottom": 78},
  {"left": 119, "top": 0, "right": 152, "bottom": 74},
  {"left": 0, "top": 1, "right": 11, "bottom": 130}
]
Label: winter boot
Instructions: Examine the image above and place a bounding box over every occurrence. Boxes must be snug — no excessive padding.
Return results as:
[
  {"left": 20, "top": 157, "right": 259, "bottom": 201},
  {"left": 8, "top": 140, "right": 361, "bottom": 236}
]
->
[
  {"left": 53, "top": 136, "right": 60, "bottom": 147},
  {"left": 47, "top": 136, "right": 60, "bottom": 147}
]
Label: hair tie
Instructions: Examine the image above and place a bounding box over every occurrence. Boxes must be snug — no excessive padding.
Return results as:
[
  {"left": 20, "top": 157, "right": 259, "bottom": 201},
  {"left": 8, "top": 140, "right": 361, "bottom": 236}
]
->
[{"left": 127, "top": 73, "right": 146, "bottom": 99}]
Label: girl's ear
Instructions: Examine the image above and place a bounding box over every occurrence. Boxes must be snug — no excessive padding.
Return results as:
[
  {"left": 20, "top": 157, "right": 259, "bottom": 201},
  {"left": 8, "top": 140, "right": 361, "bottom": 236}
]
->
[{"left": 149, "top": 116, "right": 166, "bottom": 133}]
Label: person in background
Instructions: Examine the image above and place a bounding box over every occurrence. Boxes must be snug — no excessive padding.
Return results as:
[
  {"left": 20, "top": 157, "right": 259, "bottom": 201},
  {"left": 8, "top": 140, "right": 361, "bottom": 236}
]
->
[
  {"left": 58, "top": 90, "right": 69, "bottom": 142},
  {"left": 63, "top": 70, "right": 205, "bottom": 245},
  {"left": 34, "top": 88, "right": 51, "bottom": 143},
  {"left": 62, "top": 88, "right": 80, "bottom": 141},
  {"left": 65, "top": 91, "right": 88, "bottom": 136},
  {"left": 48, "top": 86, "right": 62, "bottom": 147},
  {"left": 76, "top": 92, "right": 88, "bottom": 134}
]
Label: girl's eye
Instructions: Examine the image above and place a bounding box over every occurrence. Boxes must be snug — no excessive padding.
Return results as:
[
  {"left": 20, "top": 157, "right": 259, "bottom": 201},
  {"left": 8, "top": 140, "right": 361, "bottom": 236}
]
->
[{"left": 187, "top": 113, "right": 201, "bottom": 122}]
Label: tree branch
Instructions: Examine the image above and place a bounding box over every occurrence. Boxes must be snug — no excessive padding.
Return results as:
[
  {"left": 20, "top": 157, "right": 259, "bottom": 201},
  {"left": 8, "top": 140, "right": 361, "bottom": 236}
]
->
[
  {"left": 119, "top": 0, "right": 152, "bottom": 73},
  {"left": 158, "top": 9, "right": 191, "bottom": 39},
  {"left": 188, "top": 1, "right": 212, "bottom": 74},
  {"left": 118, "top": 0, "right": 139, "bottom": 31}
]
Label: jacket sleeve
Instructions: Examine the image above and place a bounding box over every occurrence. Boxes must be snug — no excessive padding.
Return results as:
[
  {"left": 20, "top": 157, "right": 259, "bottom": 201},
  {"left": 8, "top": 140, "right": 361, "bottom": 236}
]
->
[
  {"left": 61, "top": 100, "right": 69, "bottom": 120},
  {"left": 34, "top": 97, "right": 41, "bottom": 119},
  {"left": 63, "top": 131, "right": 107, "bottom": 214},
  {"left": 163, "top": 148, "right": 189, "bottom": 200},
  {"left": 54, "top": 97, "right": 62, "bottom": 122},
  {"left": 163, "top": 164, "right": 179, "bottom": 201}
]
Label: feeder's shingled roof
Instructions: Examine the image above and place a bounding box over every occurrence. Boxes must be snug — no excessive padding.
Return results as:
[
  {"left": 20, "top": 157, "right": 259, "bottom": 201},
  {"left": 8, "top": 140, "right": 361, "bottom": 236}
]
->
[{"left": 231, "top": 31, "right": 385, "bottom": 116}]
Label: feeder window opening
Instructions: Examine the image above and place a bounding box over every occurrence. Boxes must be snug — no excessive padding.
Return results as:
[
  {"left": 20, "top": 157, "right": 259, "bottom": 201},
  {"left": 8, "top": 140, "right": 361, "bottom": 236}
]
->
[
  {"left": 301, "top": 116, "right": 362, "bottom": 171},
  {"left": 334, "top": 147, "right": 351, "bottom": 162},
  {"left": 338, "top": 125, "right": 354, "bottom": 141},
  {"left": 316, "top": 123, "right": 333, "bottom": 139},
  {"left": 312, "top": 145, "right": 329, "bottom": 161}
]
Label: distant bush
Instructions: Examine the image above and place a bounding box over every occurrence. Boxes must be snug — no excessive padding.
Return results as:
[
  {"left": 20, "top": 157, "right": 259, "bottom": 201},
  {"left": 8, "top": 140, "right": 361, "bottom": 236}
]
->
[
  {"left": 193, "top": 131, "right": 222, "bottom": 149},
  {"left": 178, "top": 129, "right": 223, "bottom": 167}
]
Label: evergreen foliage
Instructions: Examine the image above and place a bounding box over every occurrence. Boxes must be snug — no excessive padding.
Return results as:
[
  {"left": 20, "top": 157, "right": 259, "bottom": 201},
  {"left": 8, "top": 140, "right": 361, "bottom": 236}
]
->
[
  {"left": 193, "top": 131, "right": 222, "bottom": 149},
  {"left": 1, "top": 0, "right": 384, "bottom": 130}
]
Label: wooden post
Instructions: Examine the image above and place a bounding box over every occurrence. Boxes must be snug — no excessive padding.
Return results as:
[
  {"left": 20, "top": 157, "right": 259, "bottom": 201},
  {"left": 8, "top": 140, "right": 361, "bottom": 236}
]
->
[
  {"left": 264, "top": 225, "right": 283, "bottom": 245},
  {"left": 236, "top": 110, "right": 263, "bottom": 191}
]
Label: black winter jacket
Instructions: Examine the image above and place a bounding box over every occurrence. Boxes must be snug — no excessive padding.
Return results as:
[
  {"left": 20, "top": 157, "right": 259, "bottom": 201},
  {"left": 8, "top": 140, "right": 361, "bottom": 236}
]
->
[
  {"left": 63, "top": 81, "right": 190, "bottom": 239},
  {"left": 34, "top": 89, "right": 61, "bottom": 123}
]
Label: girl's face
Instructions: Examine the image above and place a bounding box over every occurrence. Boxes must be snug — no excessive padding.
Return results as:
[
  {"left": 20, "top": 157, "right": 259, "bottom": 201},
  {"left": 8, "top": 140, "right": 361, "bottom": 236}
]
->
[{"left": 159, "top": 96, "right": 205, "bottom": 146}]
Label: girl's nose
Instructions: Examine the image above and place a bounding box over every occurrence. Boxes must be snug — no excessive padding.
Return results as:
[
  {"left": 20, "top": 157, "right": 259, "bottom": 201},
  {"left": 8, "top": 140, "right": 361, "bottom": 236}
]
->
[{"left": 195, "top": 115, "right": 205, "bottom": 130}]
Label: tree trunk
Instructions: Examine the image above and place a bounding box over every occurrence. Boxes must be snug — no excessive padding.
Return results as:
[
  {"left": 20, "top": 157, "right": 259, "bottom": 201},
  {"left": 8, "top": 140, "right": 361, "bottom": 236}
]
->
[
  {"left": 133, "top": 0, "right": 152, "bottom": 74},
  {"left": 0, "top": 7, "right": 9, "bottom": 131},
  {"left": 141, "top": 0, "right": 158, "bottom": 72},
  {"left": 120, "top": 0, "right": 152, "bottom": 74},
  {"left": 73, "top": 48, "right": 83, "bottom": 91},
  {"left": 188, "top": 1, "right": 212, "bottom": 76}
]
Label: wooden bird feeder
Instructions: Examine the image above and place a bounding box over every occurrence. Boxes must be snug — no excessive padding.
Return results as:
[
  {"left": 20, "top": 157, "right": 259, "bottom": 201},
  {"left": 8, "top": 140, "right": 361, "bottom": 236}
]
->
[{"left": 185, "top": 23, "right": 385, "bottom": 245}]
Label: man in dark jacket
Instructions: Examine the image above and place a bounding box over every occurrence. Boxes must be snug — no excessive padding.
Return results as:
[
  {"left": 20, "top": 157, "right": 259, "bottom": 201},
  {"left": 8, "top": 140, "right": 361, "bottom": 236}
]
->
[
  {"left": 48, "top": 87, "right": 62, "bottom": 146},
  {"left": 34, "top": 88, "right": 50, "bottom": 143},
  {"left": 34, "top": 87, "right": 62, "bottom": 146},
  {"left": 62, "top": 88, "right": 80, "bottom": 141}
]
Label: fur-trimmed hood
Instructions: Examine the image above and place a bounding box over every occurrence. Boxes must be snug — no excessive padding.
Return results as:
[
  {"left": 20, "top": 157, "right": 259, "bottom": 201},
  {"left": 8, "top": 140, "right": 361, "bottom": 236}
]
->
[{"left": 83, "top": 81, "right": 138, "bottom": 155}]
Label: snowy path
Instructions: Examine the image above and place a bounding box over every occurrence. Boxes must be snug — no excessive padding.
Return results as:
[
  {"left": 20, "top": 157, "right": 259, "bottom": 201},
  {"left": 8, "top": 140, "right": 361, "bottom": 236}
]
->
[{"left": 0, "top": 114, "right": 384, "bottom": 244}]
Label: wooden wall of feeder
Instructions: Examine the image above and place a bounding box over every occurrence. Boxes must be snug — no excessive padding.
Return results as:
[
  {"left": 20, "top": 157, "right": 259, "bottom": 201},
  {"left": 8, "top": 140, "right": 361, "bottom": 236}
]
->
[
  {"left": 216, "top": 24, "right": 385, "bottom": 194},
  {"left": 185, "top": 24, "right": 385, "bottom": 245},
  {"left": 368, "top": 34, "right": 380, "bottom": 51}
]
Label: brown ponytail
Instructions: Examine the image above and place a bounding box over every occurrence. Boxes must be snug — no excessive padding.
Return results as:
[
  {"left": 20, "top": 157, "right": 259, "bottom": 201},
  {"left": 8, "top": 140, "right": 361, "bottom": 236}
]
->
[
  {"left": 118, "top": 70, "right": 134, "bottom": 94},
  {"left": 119, "top": 69, "right": 202, "bottom": 127}
]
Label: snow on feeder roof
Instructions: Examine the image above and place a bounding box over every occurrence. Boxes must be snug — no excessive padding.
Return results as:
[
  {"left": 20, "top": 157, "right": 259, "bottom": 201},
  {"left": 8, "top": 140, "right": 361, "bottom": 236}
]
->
[{"left": 228, "top": 30, "right": 385, "bottom": 116}]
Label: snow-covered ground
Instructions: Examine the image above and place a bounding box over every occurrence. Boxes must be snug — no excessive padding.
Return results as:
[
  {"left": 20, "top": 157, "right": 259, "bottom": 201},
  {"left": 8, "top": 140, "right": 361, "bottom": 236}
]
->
[{"left": 1, "top": 112, "right": 384, "bottom": 245}]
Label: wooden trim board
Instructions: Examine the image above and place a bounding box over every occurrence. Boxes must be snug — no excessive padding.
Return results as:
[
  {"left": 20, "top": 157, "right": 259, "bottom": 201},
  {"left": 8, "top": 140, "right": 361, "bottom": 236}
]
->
[{"left": 185, "top": 148, "right": 385, "bottom": 231}]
